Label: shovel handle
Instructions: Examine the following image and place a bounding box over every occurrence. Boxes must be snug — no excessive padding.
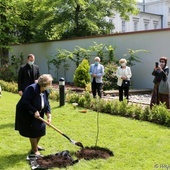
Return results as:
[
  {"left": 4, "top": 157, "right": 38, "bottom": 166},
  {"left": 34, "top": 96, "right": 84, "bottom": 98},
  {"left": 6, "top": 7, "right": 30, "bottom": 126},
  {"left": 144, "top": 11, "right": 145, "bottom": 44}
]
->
[{"left": 38, "top": 116, "right": 63, "bottom": 135}]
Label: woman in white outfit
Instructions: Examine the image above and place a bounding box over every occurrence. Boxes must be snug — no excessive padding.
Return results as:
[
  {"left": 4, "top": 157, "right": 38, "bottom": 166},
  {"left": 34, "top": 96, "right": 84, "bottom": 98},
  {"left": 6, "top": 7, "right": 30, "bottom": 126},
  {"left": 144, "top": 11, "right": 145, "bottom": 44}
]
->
[{"left": 116, "top": 58, "right": 132, "bottom": 101}]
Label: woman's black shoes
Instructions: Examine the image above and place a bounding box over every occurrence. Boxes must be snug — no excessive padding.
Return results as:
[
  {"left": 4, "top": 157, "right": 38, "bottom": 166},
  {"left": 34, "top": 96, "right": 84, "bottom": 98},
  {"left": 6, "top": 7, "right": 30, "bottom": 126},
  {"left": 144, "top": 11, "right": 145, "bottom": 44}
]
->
[{"left": 38, "top": 146, "right": 45, "bottom": 151}]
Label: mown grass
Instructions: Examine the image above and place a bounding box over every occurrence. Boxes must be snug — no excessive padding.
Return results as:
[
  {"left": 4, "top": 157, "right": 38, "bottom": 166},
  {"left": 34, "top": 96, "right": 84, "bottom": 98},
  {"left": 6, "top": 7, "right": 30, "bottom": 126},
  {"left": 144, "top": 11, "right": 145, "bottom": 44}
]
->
[{"left": 0, "top": 91, "right": 170, "bottom": 170}]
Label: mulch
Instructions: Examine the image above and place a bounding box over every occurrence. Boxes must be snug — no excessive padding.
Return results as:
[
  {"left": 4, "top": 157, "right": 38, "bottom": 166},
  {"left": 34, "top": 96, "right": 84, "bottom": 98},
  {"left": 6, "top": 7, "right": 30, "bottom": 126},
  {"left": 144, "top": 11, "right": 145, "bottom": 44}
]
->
[
  {"left": 27, "top": 147, "right": 114, "bottom": 169},
  {"left": 52, "top": 83, "right": 84, "bottom": 92},
  {"left": 76, "top": 146, "right": 114, "bottom": 160}
]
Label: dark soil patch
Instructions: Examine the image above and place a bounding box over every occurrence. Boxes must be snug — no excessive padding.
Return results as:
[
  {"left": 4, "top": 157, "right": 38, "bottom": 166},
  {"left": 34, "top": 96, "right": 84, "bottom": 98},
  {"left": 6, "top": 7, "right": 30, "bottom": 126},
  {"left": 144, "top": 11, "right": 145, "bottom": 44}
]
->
[
  {"left": 28, "top": 151, "right": 78, "bottom": 169},
  {"left": 53, "top": 83, "right": 84, "bottom": 93},
  {"left": 28, "top": 147, "right": 113, "bottom": 169},
  {"left": 76, "top": 146, "right": 114, "bottom": 160}
]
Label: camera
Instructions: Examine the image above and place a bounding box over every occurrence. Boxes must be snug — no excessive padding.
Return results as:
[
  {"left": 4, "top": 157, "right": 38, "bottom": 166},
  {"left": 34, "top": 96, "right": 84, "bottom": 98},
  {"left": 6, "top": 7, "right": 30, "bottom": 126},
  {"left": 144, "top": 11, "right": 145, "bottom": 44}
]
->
[{"left": 155, "top": 62, "right": 158, "bottom": 68}]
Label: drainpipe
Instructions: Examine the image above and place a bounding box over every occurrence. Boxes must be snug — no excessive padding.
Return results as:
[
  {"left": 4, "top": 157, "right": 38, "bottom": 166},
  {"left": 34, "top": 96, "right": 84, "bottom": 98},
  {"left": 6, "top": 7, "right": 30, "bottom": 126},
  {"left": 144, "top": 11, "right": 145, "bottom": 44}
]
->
[
  {"left": 161, "top": 15, "right": 163, "bottom": 29},
  {"left": 143, "top": 0, "right": 145, "bottom": 12}
]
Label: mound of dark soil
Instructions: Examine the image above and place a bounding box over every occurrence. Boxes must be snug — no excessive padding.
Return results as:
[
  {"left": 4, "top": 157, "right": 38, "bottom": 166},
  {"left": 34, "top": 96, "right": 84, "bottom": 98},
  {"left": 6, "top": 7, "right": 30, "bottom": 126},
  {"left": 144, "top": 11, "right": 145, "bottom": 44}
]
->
[
  {"left": 27, "top": 147, "right": 113, "bottom": 169},
  {"left": 27, "top": 150, "right": 78, "bottom": 169},
  {"left": 76, "top": 146, "right": 114, "bottom": 160}
]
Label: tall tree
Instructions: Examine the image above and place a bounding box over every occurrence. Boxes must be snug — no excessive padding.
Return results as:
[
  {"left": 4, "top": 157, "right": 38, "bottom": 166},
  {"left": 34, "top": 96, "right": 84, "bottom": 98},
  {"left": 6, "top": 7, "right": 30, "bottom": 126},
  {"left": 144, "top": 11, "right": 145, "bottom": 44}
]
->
[
  {"left": 0, "top": 0, "right": 30, "bottom": 65},
  {"left": 36, "top": 0, "right": 139, "bottom": 39}
]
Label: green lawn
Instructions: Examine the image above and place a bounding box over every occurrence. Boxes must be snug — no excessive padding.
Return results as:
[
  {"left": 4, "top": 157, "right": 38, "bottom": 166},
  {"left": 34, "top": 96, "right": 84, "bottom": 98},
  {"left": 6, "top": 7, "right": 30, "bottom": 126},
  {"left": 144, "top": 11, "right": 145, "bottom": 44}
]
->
[{"left": 0, "top": 91, "right": 170, "bottom": 170}]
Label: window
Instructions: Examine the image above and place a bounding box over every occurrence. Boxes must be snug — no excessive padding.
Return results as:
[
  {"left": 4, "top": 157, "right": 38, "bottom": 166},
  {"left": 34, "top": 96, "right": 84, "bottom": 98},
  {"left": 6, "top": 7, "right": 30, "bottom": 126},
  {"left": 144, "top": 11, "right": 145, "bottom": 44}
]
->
[
  {"left": 143, "top": 19, "right": 150, "bottom": 30},
  {"left": 168, "top": 22, "right": 170, "bottom": 28},
  {"left": 133, "top": 17, "right": 139, "bottom": 31},
  {"left": 153, "top": 21, "right": 159, "bottom": 29},
  {"left": 122, "top": 20, "right": 126, "bottom": 32},
  {"left": 144, "top": 23, "right": 148, "bottom": 30},
  {"left": 134, "top": 22, "right": 138, "bottom": 31},
  {"left": 153, "top": 24, "right": 157, "bottom": 29},
  {"left": 109, "top": 18, "right": 114, "bottom": 24}
]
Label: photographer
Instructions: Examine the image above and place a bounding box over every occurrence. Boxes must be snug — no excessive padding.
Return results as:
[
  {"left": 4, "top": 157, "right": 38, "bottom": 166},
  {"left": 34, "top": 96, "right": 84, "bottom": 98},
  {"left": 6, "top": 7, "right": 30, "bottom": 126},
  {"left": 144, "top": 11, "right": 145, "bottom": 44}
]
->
[{"left": 150, "top": 56, "right": 169, "bottom": 108}]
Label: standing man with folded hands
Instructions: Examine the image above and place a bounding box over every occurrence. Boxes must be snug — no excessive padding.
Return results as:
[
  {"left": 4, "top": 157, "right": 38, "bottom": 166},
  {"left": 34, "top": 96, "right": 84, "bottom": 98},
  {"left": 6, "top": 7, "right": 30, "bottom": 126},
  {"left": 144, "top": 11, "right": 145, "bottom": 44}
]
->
[
  {"left": 89, "top": 56, "right": 104, "bottom": 98},
  {"left": 18, "top": 54, "right": 40, "bottom": 96}
]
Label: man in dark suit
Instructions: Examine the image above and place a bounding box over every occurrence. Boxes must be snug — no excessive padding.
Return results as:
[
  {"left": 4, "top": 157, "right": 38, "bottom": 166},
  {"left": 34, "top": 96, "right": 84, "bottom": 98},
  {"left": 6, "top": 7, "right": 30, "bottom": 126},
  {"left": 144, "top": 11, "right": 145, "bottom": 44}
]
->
[{"left": 18, "top": 54, "right": 40, "bottom": 96}]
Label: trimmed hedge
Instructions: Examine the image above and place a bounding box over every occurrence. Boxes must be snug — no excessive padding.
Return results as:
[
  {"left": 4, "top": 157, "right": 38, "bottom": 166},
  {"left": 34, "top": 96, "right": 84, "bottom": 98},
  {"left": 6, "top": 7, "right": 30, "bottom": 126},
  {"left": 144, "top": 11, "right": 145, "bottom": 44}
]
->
[{"left": 66, "top": 91, "right": 170, "bottom": 127}]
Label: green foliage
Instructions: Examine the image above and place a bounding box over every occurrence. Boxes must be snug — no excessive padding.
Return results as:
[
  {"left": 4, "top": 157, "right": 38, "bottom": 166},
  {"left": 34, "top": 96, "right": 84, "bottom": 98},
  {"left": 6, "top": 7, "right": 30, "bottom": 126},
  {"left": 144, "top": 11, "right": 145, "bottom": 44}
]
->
[
  {"left": 0, "top": 65, "right": 17, "bottom": 82},
  {"left": 0, "top": 53, "right": 25, "bottom": 82},
  {"left": 89, "top": 42, "right": 117, "bottom": 63},
  {"left": 49, "top": 89, "right": 59, "bottom": 101},
  {"left": 149, "top": 103, "right": 170, "bottom": 125},
  {"left": 85, "top": 82, "right": 91, "bottom": 92},
  {"left": 0, "top": 0, "right": 139, "bottom": 52},
  {"left": 103, "top": 62, "right": 118, "bottom": 90},
  {"left": 124, "top": 49, "right": 149, "bottom": 66},
  {"left": 66, "top": 92, "right": 80, "bottom": 103},
  {"left": 37, "top": 0, "right": 138, "bottom": 38},
  {"left": 78, "top": 95, "right": 86, "bottom": 107},
  {"left": 0, "top": 79, "right": 60, "bottom": 101},
  {"left": 83, "top": 91, "right": 92, "bottom": 108},
  {"left": 69, "top": 46, "right": 91, "bottom": 67},
  {"left": 0, "top": 80, "right": 18, "bottom": 93},
  {"left": 66, "top": 91, "right": 170, "bottom": 127},
  {"left": 73, "top": 59, "right": 90, "bottom": 88}
]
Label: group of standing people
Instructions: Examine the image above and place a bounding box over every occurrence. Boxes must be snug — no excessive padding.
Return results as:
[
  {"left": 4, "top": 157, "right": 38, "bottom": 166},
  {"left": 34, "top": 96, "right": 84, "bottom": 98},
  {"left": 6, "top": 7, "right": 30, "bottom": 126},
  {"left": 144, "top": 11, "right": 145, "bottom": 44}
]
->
[
  {"left": 90, "top": 57, "right": 132, "bottom": 101},
  {"left": 15, "top": 54, "right": 169, "bottom": 156},
  {"left": 90, "top": 55, "right": 170, "bottom": 109},
  {"left": 15, "top": 54, "right": 53, "bottom": 156}
]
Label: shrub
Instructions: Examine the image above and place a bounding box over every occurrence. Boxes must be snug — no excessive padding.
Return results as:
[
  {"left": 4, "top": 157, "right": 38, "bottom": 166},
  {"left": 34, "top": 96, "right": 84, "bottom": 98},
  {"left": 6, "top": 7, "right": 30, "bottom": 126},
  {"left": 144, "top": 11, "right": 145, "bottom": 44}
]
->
[
  {"left": 85, "top": 82, "right": 91, "bottom": 92},
  {"left": 102, "top": 62, "right": 118, "bottom": 90},
  {"left": 118, "top": 100, "right": 129, "bottom": 116},
  {"left": 132, "top": 105, "right": 143, "bottom": 119},
  {"left": 78, "top": 95, "right": 86, "bottom": 107},
  {"left": 66, "top": 92, "right": 80, "bottom": 103},
  {"left": 102, "top": 100, "right": 113, "bottom": 113},
  {"left": 0, "top": 65, "right": 17, "bottom": 82},
  {"left": 149, "top": 103, "right": 168, "bottom": 125},
  {"left": 49, "top": 89, "right": 59, "bottom": 101},
  {"left": 140, "top": 106, "right": 150, "bottom": 121},
  {"left": 110, "top": 99, "right": 120, "bottom": 115},
  {"left": 83, "top": 91, "right": 92, "bottom": 109},
  {"left": 0, "top": 53, "right": 24, "bottom": 82},
  {"left": 73, "top": 59, "right": 90, "bottom": 88},
  {"left": 0, "top": 80, "right": 18, "bottom": 93}
]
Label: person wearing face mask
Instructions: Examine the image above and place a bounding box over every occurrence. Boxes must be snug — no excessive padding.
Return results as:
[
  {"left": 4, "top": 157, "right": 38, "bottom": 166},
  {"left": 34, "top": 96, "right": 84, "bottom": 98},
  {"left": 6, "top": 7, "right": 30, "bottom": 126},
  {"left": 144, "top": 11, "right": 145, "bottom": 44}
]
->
[
  {"left": 150, "top": 56, "right": 169, "bottom": 108},
  {"left": 116, "top": 58, "right": 132, "bottom": 101},
  {"left": 89, "top": 56, "right": 104, "bottom": 98},
  {"left": 15, "top": 74, "right": 53, "bottom": 155},
  {"left": 18, "top": 54, "right": 40, "bottom": 96}
]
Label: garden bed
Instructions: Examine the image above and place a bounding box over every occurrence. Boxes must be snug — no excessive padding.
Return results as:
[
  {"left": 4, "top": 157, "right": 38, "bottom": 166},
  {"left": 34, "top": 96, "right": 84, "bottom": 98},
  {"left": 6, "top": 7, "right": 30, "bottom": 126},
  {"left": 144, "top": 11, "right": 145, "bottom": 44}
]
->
[{"left": 27, "top": 147, "right": 114, "bottom": 169}]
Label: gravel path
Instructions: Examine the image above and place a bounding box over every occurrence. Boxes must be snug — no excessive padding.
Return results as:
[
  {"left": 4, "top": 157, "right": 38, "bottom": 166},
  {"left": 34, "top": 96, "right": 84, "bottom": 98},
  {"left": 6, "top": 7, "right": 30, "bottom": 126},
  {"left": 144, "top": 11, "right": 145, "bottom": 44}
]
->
[{"left": 103, "top": 94, "right": 151, "bottom": 105}]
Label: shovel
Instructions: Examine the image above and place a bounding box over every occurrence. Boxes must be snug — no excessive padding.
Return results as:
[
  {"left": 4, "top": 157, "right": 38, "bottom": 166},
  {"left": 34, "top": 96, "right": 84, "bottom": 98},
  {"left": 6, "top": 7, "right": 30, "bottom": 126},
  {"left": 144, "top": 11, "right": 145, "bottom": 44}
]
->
[{"left": 38, "top": 117, "right": 83, "bottom": 148}]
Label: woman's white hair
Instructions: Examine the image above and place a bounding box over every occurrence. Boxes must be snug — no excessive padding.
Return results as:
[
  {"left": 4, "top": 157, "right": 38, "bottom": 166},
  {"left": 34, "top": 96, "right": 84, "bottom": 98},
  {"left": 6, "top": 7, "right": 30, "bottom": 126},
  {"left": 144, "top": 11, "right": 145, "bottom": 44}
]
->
[
  {"left": 119, "top": 58, "right": 127, "bottom": 64},
  {"left": 38, "top": 74, "right": 53, "bottom": 87},
  {"left": 94, "top": 56, "right": 101, "bottom": 62}
]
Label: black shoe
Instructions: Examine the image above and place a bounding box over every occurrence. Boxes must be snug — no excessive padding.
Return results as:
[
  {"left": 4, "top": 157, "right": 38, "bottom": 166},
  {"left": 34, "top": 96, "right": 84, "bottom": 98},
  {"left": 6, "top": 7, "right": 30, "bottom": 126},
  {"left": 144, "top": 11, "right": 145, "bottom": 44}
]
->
[
  {"left": 30, "top": 150, "right": 42, "bottom": 156},
  {"left": 38, "top": 146, "right": 45, "bottom": 151}
]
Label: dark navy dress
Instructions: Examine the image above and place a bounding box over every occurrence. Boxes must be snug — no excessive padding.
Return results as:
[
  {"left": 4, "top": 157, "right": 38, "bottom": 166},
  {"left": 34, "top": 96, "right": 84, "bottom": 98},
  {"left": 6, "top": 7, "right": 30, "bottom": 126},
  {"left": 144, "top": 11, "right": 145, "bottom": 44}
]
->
[{"left": 15, "top": 83, "right": 51, "bottom": 138}]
